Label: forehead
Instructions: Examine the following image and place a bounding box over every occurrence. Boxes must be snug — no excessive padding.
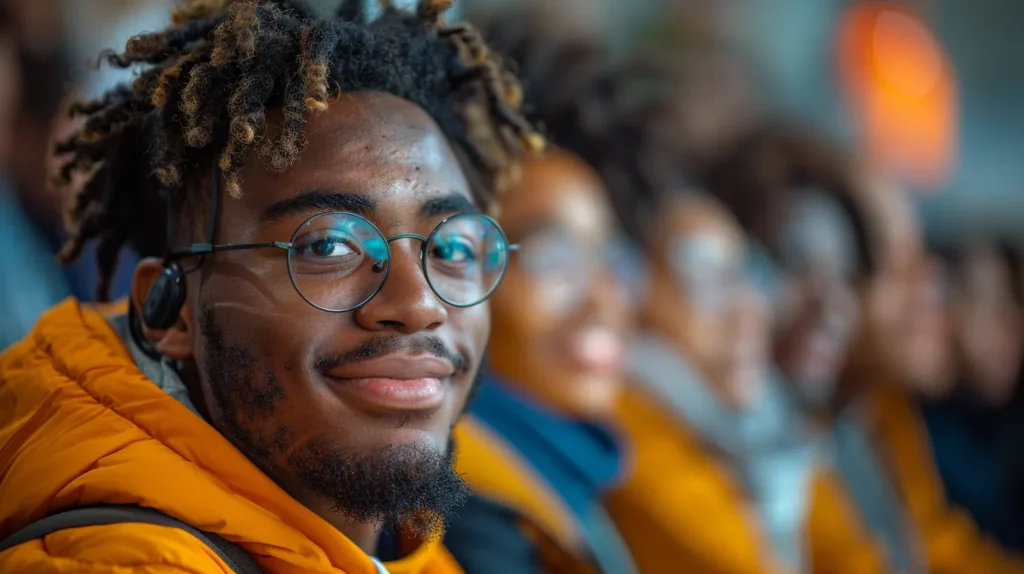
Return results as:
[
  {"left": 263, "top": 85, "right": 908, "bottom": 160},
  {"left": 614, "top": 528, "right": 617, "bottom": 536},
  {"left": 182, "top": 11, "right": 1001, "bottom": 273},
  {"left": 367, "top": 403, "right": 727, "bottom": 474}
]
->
[
  {"left": 499, "top": 151, "right": 612, "bottom": 239},
  {"left": 227, "top": 91, "right": 471, "bottom": 228},
  {"left": 858, "top": 173, "right": 921, "bottom": 262},
  {"left": 659, "top": 194, "right": 744, "bottom": 249},
  {"left": 781, "top": 191, "right": 858, "bottom": 260}
]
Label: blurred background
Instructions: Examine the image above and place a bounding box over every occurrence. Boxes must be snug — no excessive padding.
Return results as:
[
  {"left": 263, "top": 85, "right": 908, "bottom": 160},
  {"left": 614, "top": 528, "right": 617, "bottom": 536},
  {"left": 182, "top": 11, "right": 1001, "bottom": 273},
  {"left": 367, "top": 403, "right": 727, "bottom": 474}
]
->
[{"left": 41, "top": 0, "right": 1024, "bottom": 244}]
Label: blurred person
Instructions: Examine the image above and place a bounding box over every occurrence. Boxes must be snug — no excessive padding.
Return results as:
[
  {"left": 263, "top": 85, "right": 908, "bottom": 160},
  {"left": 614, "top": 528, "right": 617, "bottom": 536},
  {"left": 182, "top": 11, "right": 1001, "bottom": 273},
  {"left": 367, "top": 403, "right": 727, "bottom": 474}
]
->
[
  {"left": 0, "top": 1, "right": 543, "bottom": 572},
  {"left": 704, "top": 126, "right": 874, "bottom": 416},
  {"left": 924, "top": 241, "right": 1024, "bottom": 550},
  {"left": 833, "top": 167, "right": 1024, "bottom": 573},
  {"left": 841, "top": 172, "right": 954, "bottom": 400},
  {"left": 946, "top": 241, "right": 1023, "bottom": 405},
  {"left": 609, "top": 190, "right": 808, "bottom": 574},
  {"left": 444, "top": 9, "right": 640, "bottom": 573},
  {"left": 617, "top": 124, "right": 886, "bottom": 574},
  {"left": 0, "top": 0, "right": 73, "bottom": 349},
  {"left": 709, "top": 125, "right": 1024, "bottom": 573},
  {"left": 0, "top": 0, "right": 141, "bottom": 348}
]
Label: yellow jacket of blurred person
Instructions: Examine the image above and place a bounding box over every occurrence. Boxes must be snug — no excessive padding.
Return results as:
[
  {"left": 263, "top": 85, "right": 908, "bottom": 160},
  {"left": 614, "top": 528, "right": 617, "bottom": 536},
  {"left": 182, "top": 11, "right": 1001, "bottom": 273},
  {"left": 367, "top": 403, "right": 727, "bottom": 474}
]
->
[
  {"left": 606, "top": 388, "right": 889, "bottom": 574},
  {"left": 0, "top": 300, "right": 462, "bottom": 574},
  {"left": 452, "top": 418, "right": 603, "bottom": 574},
  {"left": 865, "top": 385, "right": 1024, "bottom": 574}
]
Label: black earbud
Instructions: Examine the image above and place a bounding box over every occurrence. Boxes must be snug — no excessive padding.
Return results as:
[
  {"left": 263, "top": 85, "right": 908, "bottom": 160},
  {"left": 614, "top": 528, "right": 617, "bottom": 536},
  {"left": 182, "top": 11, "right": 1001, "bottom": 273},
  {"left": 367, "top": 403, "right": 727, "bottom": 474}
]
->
[{"left": 141, "top": 262, "right": 187, "bottom": 330}]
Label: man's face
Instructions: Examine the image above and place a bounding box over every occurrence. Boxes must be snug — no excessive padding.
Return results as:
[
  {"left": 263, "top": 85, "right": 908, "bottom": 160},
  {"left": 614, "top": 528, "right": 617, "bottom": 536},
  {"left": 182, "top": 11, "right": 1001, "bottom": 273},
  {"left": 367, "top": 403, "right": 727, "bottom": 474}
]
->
[{"left": 179, "top": 92, "right": 485, "bottom": 534}]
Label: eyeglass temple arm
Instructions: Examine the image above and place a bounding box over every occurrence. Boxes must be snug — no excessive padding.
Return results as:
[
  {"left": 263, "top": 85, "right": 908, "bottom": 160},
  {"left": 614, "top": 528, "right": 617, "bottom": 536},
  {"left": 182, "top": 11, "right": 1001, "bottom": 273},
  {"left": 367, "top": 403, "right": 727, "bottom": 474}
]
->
[{"left": 168, "top": 241, "right": 292, "bottom": 259}]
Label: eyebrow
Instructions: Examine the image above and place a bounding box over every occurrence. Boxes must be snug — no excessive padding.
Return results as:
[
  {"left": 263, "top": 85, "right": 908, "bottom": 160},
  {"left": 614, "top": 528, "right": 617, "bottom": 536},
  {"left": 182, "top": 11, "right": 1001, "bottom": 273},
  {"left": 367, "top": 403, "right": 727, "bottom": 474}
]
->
[
  {"left": 420, "top": 194, "right": 479, "bottom": 218},
  {"left": 506, "top": 219, "right": 562, "bottom": 243},
  {"left": 260, "top": 190, "right": 376, "bottom": 223}
]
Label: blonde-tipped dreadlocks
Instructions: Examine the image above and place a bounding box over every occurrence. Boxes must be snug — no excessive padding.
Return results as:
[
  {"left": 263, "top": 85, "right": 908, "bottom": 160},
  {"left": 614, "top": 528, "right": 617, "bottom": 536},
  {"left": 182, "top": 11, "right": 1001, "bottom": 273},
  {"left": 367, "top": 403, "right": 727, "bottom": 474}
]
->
[{"left": 55, "top": 0, "right": 544, "bottom": 300}]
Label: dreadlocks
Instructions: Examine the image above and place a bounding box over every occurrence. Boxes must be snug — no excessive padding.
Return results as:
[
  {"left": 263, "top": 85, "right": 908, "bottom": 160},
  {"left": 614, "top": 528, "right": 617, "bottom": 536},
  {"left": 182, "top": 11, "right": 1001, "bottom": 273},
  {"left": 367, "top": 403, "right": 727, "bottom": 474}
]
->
[
  {"left": 55, "top": 0, "right": 544, "bottom": 300},
  {"left": 473, "top": 6, "right": 679, "bottom": 245}
]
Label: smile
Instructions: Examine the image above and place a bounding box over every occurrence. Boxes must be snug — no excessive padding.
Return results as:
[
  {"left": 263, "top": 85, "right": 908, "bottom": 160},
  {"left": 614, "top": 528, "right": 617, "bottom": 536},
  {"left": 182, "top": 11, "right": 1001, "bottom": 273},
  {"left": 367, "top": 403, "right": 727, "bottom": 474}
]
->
[{"left": 323, "top": 355, "right": 454, "bottom": 412}]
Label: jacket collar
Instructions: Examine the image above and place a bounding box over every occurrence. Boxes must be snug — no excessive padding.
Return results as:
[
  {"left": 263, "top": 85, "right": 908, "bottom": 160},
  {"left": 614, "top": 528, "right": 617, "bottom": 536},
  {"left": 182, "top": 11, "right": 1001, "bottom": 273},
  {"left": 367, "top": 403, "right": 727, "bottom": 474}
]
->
[{"left": 0, "top": 299, "right": 454, "bottom": 574}]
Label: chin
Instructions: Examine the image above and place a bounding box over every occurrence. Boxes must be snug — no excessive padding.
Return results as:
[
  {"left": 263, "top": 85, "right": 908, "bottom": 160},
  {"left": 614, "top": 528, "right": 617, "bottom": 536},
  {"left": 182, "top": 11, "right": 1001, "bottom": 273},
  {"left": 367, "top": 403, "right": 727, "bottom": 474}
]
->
[
  {"left": 556, "top": 374, "right": 623, "bottom": 419},
  {"left": 337, "top": 408, "right": 457, "bottom": 455},
  {"left": 720, "top": 366, "right": 766, "bottom": 409}
]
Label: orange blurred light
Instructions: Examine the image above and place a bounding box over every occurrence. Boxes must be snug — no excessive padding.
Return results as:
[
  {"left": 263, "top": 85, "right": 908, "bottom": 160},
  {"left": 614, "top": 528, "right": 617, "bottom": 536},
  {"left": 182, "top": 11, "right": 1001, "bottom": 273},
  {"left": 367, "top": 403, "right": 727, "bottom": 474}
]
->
[{"left": 837, "top": 1, "right": 958, "bottom": 193}]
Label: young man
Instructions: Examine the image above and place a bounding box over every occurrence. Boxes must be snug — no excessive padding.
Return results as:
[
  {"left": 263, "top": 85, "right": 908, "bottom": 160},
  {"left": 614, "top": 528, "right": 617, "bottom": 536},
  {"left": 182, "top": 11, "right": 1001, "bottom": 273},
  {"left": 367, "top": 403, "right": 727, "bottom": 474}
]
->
[{"left": 0, "top": 1, "right": 541, "bottom": 572}]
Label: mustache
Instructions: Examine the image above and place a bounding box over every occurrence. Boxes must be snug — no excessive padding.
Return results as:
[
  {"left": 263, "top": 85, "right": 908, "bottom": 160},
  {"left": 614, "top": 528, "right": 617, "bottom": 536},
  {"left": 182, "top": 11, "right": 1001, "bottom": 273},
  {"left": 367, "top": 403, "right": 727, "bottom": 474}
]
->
[{"left": 315, "top": 335, "right": 470, "bottom": 374}]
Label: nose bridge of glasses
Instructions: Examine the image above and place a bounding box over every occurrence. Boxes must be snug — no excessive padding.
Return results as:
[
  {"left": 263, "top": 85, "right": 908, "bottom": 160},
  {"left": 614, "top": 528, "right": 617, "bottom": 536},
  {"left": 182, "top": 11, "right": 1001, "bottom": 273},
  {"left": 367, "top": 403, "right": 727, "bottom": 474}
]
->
[
  {"left": 386, "top": 233, "right": 429, "bottom": 246},
  {"left": 385, "top": 233, "right": 428, "bottom": 263}
]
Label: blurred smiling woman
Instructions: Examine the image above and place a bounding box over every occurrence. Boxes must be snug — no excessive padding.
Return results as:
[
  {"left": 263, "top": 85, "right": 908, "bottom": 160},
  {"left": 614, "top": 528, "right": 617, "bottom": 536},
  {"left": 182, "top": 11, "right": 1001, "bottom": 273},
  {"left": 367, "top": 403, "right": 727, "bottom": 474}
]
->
[{"left": 443, "top": 8, "right": 648, "bottom": 574}]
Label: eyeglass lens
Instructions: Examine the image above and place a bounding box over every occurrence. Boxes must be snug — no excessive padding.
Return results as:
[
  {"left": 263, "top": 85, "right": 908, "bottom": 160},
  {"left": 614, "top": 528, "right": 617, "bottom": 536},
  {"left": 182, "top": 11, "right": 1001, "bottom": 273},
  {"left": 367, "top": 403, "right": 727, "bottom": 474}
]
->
[{"left": 286, "top": 212, "right": 509, "bottom": 312}]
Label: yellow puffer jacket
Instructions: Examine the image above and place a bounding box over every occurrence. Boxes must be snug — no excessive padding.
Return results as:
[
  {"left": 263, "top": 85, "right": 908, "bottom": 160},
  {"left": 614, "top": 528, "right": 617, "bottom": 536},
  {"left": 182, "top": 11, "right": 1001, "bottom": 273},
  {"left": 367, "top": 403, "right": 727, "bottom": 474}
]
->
[
  {"left": 867, "top": 386, "right": 1024, "bottom": 574},
  {"left": 606, "top": 388, "right": 887, "bottom": 574},
  {"left": 0, "top": 299, "right": 462, "bottom": 574},
  {"left": 453, "top": 417, "right": 600, "bottom": 574}
]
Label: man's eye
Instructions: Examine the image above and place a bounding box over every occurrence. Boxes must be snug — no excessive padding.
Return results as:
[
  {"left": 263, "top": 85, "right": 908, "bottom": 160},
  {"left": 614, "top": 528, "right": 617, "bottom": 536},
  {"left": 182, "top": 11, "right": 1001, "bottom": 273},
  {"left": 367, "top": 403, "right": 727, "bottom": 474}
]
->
[
  {"left": 431, "top": 239, "right": 477, "bottom": 263},
  {"left": 292, "top": 229, "right": 363, "bottom": 261}
]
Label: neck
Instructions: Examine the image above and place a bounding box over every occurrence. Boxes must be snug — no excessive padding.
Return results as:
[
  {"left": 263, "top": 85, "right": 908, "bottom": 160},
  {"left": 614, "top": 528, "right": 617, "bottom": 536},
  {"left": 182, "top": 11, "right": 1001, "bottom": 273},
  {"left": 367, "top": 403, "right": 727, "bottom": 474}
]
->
[
  {"left": 316, "top": 502, "right": 384, "bottom": 555},
  {"left": 285, "top": 481, "right": 386, "bottom": 555}
]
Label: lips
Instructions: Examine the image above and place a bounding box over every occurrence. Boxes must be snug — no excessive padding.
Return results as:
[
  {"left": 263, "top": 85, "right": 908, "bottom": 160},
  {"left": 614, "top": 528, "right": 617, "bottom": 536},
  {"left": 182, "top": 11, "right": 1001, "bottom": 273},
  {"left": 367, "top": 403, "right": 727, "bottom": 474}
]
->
[
  {"left": 565, "top": 327, "right": 624, "bottom": 375},
  {"left": 324, "top": 355, "right": 455, "bottom": 411}
]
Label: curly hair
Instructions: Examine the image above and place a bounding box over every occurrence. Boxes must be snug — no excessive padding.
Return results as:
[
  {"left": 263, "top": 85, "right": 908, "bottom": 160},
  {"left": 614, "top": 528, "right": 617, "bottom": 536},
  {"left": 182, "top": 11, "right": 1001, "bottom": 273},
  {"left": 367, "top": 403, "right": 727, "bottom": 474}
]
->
[
  {"left": 54, "top": 0, "right": 544, "bottom": 300},
  {"left": 701, "top": 123, "right": 875, "bottom": 276},
  {"left": 472, "top": 6, "right": 679, "bottom": 245}
]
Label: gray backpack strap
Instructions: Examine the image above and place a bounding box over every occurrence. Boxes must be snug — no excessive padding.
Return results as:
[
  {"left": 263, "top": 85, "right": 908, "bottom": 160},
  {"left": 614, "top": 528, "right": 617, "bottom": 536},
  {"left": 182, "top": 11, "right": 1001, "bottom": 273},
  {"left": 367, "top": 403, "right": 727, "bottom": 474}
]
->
[{"left": 0, "top": 505, "right": 264, "bottom": 574}]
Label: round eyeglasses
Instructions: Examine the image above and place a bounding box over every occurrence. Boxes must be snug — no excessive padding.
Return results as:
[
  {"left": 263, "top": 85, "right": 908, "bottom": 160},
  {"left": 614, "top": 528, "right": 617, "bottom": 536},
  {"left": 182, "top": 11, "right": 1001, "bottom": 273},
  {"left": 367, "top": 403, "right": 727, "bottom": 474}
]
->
[{"left": 168, "top": 212, "right": 517, "bottom": 312}]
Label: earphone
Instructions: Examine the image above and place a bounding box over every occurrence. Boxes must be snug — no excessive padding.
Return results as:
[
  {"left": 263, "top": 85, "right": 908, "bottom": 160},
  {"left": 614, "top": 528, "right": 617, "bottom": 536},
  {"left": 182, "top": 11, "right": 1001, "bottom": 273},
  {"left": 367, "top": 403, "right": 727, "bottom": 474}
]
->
[
  {"left": 141, "top": 262, "right": 187, "bottom": 330},
  {"left": 139, "top": 165, "right": 224, "bottom": 331}
]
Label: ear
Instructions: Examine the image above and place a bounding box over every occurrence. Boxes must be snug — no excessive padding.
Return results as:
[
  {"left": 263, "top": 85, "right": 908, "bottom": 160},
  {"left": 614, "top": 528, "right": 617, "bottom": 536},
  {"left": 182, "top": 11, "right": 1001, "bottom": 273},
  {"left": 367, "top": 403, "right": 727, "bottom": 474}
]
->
[{"left": 131, "top": 257, "right": 195, "bottom": 361}]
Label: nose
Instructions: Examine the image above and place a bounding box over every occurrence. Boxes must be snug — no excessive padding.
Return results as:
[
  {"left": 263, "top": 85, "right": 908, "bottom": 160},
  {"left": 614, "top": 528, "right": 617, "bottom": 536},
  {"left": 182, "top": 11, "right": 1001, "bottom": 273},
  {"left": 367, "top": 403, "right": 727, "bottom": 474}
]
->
[
  {"left": 731, "top": 281, "right": 768, "bottom": 340},
  {"left": 815, "top": 277, "right": 860, "bottom": 335},
  {"left": 577, "top": 265, "right": 631, "bottom": 322},
  {"left": 354, "top": 240, "right": 448, "bottom": 334},
  {"left": 917, "top": 254, "right": 944, "bottom": 302}
]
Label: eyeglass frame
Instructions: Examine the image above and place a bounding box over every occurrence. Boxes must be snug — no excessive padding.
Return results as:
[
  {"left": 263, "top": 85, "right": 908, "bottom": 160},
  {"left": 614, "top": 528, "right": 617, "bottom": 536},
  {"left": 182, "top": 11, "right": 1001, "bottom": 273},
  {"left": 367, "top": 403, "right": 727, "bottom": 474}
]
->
[{"left": 164, "top": 166, "right": 518, "bottom": 313}]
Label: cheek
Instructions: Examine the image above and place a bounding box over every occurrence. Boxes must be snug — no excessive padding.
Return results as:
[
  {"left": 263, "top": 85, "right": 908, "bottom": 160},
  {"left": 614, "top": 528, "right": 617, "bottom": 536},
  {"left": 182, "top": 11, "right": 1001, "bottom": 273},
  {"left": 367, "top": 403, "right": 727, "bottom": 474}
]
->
[
  {"left": 450, "top": 302, "right": 491, "bottom": 366},
  {"left": 491, "top": 270, "right": 565, "bottom": 340},
  {"left": 865, "top": 279, "right": 900, "bottom": 334},
  {"left": 678, "top": 303, "right": 725, "bottom": 363}
]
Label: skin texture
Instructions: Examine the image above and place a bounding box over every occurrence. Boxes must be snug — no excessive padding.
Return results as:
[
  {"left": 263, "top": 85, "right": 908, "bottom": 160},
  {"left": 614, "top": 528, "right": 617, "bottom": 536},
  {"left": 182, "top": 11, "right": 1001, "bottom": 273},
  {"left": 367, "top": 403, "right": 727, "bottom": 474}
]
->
[
  {"left": 131, "top": 92, "right": 486, "bottom": 553},
  {"left": 487, "top": 151, "right": 632, "bottom": 417},
  {"left": 641, "top": 194, "right": 767, "bottom": 409},
  {"left": 952, "top": 242, "right": 1023, "bottom": 406},
  {"left": 773, "top": 190, "right": 861, "bottom": 408},
  {"left": 843, "top": 169, "right": 953, "bottom": 400}
]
